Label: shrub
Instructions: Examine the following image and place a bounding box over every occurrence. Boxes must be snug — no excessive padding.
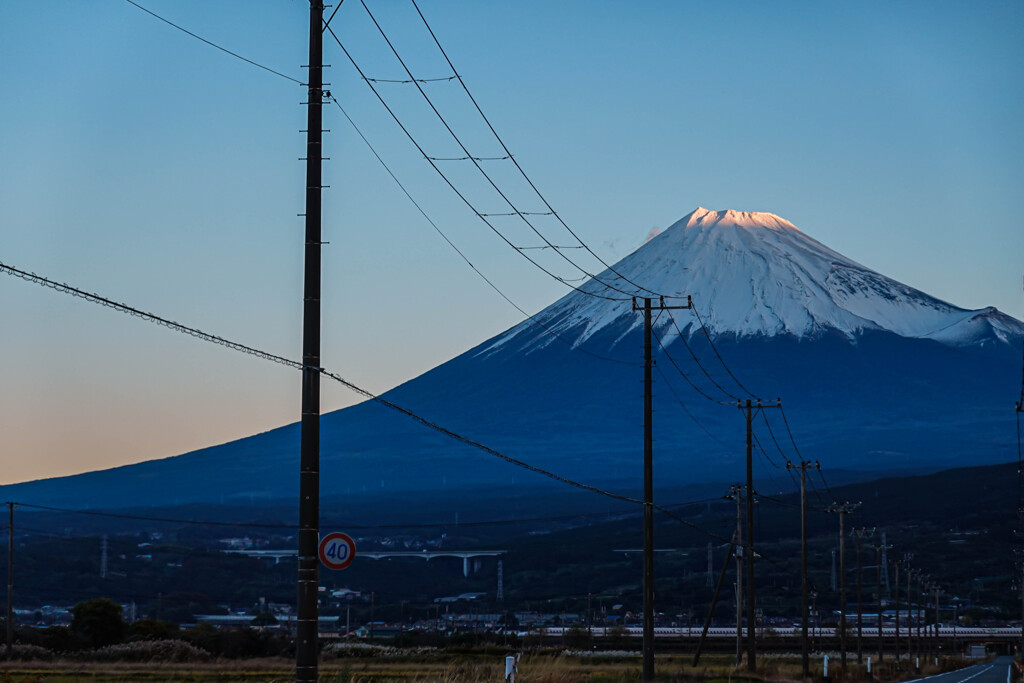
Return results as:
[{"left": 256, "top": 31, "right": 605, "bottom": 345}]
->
[
  {"left": 128, "top": 618, "right": 180, "bottom": 641},
  {"left": 5, "top": 643, "right": 54, "bottom": 661},
  {"left": 87, "top": 639, "right": 211, "bottom": 662}
]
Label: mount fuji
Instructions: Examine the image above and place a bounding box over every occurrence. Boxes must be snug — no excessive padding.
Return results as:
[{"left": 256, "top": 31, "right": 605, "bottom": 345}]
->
[{"left": 4, "top": 208, "right": 1021, "bottom": 511}]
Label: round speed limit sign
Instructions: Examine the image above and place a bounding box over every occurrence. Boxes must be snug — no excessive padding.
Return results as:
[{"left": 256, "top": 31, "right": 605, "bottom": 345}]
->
[{"left": 318, "top": 532, "right": 356, "bottom": 570}]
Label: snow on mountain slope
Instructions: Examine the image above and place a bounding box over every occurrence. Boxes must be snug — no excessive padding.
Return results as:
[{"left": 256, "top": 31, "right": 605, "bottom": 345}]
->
[{"left": 489, "top": 207, "right": 1022, "bottom": 352}]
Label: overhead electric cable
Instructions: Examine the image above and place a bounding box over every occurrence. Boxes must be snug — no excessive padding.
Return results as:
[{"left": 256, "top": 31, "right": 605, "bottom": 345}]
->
[
  {"left": 17, "top": 500, "right": 714, "bottom": 532},
  {"left": 690, "top": 304, "right": 758, "bottom": 398},
  {"left": 664, "top": 308, "right": 744, "bottom": 402},
  {"left": 366, "top": 75, "right": 456, "bottom": 84},
  {"left": 113, "top": 0, "right": 640, "bottom": 367},
  {"left": 122, "top": 0, "right": 305, "bottom": 85},
  {"left": 407, "top": 0, "right": 664, "bottom": 300},
  {"left": 325, "top": 26, "right": 626, "bottom": 303},
  {"left": 355, "top": 0, "right": 641, "bottom": 300},
  {"left": 1, "top": 261, "right": 729, "bottom": 543},
  {"left": 758, "top": 411, "right": 791, "bottom": 470},
  {"left": 654, "top": 366, "right": 735, "bottom": 451},
  {"left": 103, "top": 0, "right": 835, "bottom": 560},
  {"left": 328, "top": 95, "right": 637, "bottom": 367},
  {"left": 651, "top": 322, "right": 732, "bottom": 405}
]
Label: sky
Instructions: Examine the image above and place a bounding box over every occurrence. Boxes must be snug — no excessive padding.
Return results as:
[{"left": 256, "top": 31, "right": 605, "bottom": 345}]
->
[{"left": 1, "top": 1, "right": 1022, "bottom": 485}]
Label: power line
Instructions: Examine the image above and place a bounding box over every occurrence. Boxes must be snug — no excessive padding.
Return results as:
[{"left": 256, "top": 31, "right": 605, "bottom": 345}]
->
[
  {"left": 690, "top": 304, "right": 758, "bottom": 399},
  {"left": 345, "top": 2, "right": 645, "bottom": 301},
  {"left": 407, "top": 0, "right": 663, "bottom": 300},
  {"left": 325, "top": 26, "right": 626, "bottom": 303},
  {"left": 327, "top": 94, "right": 637, "bottom": 368},
  {"left": 664, "top": 308, "right": 744, "bottom": 403},
  {"left": 124, "top": 0, "right": 633, "bottom": 367},
  {"left": 1, "top": 261, "right": 732, "bottom": 543},
  {"left": 651, "top": 320, "right": 732, "bottom": 405},
  {"left": 654, "top": 366, "right": 735, "bottom": 452},
  {"left": 6, "top": 502, "right": 664, "bottom": 533},
  {"left": 122, "top": 0, "right": 305, "bottom": 86},
  {"left": 0, "top": 262, "right": 301, "bottom": 372},
  {"left": 118, "top": 0, "right": 831, "bottom": 511}
]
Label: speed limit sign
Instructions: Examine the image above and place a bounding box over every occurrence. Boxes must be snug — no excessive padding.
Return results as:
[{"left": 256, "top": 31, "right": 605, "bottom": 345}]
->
[{"left": 318, "top": 532, "right": 356, "bottom": 570}]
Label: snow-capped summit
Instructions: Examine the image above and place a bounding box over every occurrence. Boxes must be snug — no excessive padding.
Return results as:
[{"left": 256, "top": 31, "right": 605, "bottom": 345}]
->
[
  {"left": 3, "top": 209, "right": 1019, "bottom": 510},
  {"left": 493, "top": 207, "right": 1021, "bottom": 352}
]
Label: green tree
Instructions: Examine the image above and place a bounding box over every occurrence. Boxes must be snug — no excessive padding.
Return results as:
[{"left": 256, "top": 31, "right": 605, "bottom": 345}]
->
[
  {"left": 252, "top": 611, "right": 278, "bottom": 627},
  {"left": 71, "top": 598, "right": 127, "bottom": 647},
  {"left": 128, "top": 618, "right": 180, "bottom": 641}
]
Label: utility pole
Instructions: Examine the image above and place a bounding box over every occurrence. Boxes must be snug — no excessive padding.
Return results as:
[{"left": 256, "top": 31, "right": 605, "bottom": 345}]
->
[
  {"left": 737, "top": 398, "right": 779, "bottom": 672},
  {"left": 633, "top": 295, "right": 691, "bottom": 683},
  {"left": 788, "top": 460, "right": 818, "bottom": 678},
  {"left": 296, "top": 2, "right": 325, "bottom": 682},
  {"left": 853, "top": 527, "right": 874, "bottom": 665},
  {"left": 921, "top": 573, "right": 929, "bottom": 663},
  {"left": 693, "top": 532, "right": 737, "bottom": 667},
  {"left": 827, "top": 501, "right": 860, "bottom": 671},
  {"left": 871, "top": 540, "right": 892, "bottom": 663},
  {"left": 6, "top": 503, "right": 12, "bottom": 659},
  {"left": 893, "top": 558, "right": 901, "bottom": 662},
  {"left": 727, "top": 484, "right": 744, "bottom": 666},
  {"left": 1020, "top": 560, "right": 1024, "bottom": 661},
  {"left": 900, "top": 553, "right": 913, "bottom": 662}
]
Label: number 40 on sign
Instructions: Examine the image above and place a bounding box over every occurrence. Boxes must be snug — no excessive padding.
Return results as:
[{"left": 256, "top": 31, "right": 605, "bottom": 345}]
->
[{"left": 318, "top": 532, "right": 356, "bottom": 571}]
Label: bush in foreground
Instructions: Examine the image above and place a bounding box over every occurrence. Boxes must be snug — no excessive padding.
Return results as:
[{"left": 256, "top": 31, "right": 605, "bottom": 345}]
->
[{"left": 87, "top": 639, "right": 211, "bottom": 663}]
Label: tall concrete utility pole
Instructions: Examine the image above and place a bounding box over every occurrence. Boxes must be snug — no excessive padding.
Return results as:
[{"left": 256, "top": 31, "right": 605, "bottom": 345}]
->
[
  {"left": 893, "top": 558, "right": 901, "bottom": 661},
  {"left": 633, "top": 296, "right": 690, "bottom": 683},
  {"left": 827, "top": 501, "right": 859, "bottom": 670},
  {"left": 297, "top": 2, "right": 325, "bottom": 682},
  {"left": 853, "top": 527, "right": 874, "bottom": 665},
  {"left": 788, "top": 460, "right": 818, "bottom": 678},
  {"left": 728, "top": 484, "right": 744, "bottom": 666},
  {"left": 737, "top": 398, "right": 779, "bottom": 672},
  {"left": 871, "top": 540, "right": 892, "bottom": 663}
]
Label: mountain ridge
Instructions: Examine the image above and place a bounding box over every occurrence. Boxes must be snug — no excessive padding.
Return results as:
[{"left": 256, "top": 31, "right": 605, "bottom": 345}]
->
[
  {"left": 491, "top": 207, "right": 1021, "bottom": 354},
  {"left": 1, "top": 207, "right": 1019, "bottom": 510}
]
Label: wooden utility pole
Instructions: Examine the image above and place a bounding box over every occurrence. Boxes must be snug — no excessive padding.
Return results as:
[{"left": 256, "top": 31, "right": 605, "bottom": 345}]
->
[
  {"left": 871, "top": 540, "right": 892, "bottom": 663},
  {"left": 853, "top": 527, "right": 874, "bottom": 665},
  {"left": 728, "top": 484, "right": 744, "bottom": 666},
  {"left": 787, "top": 460, "right": 818, "bottom": 678},
  {"left": 827, "top": 501, "right": 859, "bottom": 670},
  {"left": 921, "top": 573, "right": 929, "bottom": 663},
  {"left": 737, "top": 399, "right": 779, "bottom": 672},
  {"left": 633, "top": 295, "right": 691, "bottom": 683},
  {"left": 693, "top": 532, "right": 736, "bottom": 667},
  {"left": 893, "top": 559, "right": 902, "bottom": 661},
  {"left": 900, "top": 553, "right": 913, "bottom": 661},
  {"left": 296, "top": 2, "right": 325, "bottom": 681}
]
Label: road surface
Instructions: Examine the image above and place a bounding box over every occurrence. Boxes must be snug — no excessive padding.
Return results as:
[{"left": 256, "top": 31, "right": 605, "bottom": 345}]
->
[{"left": 907, "top": 657, "right": 1014, "bottom": 683}]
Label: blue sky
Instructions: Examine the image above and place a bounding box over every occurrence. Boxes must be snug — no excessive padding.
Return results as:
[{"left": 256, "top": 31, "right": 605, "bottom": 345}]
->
[{"left": 1, "top": 1, "right": 1022, "bottom": 483}]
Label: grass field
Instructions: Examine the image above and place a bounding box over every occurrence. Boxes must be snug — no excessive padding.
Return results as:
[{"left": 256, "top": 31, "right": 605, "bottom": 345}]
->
[{"left": 0, "top": 652, "right": 975, "bottom": 682}]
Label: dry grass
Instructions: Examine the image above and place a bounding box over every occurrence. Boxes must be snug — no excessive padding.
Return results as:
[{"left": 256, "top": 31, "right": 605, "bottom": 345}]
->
[{"left": 0, "top": 652, "right": 977, "bottom": 683}]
